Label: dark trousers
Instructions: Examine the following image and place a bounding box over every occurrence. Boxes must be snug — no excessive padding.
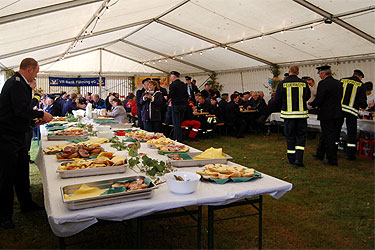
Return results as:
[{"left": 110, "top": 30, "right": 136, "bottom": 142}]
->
[
  {"left": 234, "top": 118, "right": 247, "bottom": 137},
  {"left": 144, "top": 121, "right": 161, "bottom": 133},
  {"left": 316, "top": 118, "right": 343, "bottom": 164},
  {"left": 137, "top": 110, "right": 144, "bottom": 130},
  {"left": 171, "top": 104, "right": 186, "bottom": 142},
  {"left": 0, "top": 133, "right": 33, "bottom": 220},
  {"left": 284, "top": 118, "right": 307, "bottom": 163},
  {"left": 340, "top": 113, "right": 358, "bottom": 158}
]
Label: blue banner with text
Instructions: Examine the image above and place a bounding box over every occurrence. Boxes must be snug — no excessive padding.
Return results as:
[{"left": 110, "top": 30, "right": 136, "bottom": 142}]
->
[{"left": 49, "top": 77, "right": 105, "bottom": 87}]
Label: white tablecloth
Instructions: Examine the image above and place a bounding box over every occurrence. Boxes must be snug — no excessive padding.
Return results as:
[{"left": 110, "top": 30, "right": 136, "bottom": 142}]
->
[
  {"left": 36, "top": 126, "right": 293, "bottom": 237},
  {"left": 270, "top": 113, "right": 375, "bottom": 133}
]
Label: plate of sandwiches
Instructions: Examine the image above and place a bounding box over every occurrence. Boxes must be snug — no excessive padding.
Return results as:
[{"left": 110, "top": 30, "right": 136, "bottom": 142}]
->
[{"left": 196, "top": 164, "right": 262, "bottom": 184}]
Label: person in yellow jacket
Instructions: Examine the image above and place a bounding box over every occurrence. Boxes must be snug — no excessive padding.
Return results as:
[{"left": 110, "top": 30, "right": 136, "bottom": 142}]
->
[{"left": 273, "top": 65, "right": 310, "bottom": 167}]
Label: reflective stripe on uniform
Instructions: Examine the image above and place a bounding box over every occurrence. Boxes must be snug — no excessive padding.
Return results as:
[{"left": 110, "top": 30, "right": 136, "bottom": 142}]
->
[
  {"left": 298, "top": 86, "right": 304, "bottom": 112},
  {"left": 295, "top": 146, "right": 305, "bottom": 150},
  {"left": 286, "top": 86, "right": 292, "bottom": 112},
  {"left": 280, "top": 111, "right": 309, "bottom": 119},
  {"left": 342, "top": 104, "right": 358, "bottom": 116},
  {"left": 33, "top": 95, "right": 41, "bottom": 101},
  {"left": 349, "top": 84, "right": 359, "bottom": 107},
  {"left": 287, "top": 150, "right": 296, "bottom": 154},
  {"left": 192, "top": 128, "right": 198, "bottom": 132},
  {"left": 347, "top": 143, "right": 356, "bottom": 147}
]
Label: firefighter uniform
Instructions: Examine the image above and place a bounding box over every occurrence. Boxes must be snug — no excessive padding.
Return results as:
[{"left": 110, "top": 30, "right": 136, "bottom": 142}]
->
[
  {"left": 0, "top": 72, "right": 44, "bottom": 226},
  {"left": 310, "top": 66, "right": 343, "bottom": 165},
  {"left": 340, "top": 72, "right": 367, "bottom": 159},
  {"left": 274, "top": 74, "right": 311, "bottom": 166}
]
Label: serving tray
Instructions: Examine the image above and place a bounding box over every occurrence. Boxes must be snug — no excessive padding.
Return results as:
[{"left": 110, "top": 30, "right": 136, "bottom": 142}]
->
[{"left": 61, "top": 176, "right": 156, "bottom": 210}]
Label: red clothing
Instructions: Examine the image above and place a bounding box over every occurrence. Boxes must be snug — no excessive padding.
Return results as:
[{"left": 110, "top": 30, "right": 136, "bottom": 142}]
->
[
  {"left": 130, "top": 101, "right": 137, "bottom": 116},
  {"left": 181, "top": 120, "right": 201, "bottom": 138}
]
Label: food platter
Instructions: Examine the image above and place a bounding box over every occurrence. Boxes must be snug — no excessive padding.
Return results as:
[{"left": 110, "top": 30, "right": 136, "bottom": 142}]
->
[
  {"left": 47, "top": 134, "right": 88, "bottom": 141},
  {"left": 196, "top": 164, "right": 262, "bottom": 184},
  {"left": 168, "top": 152, "right": 232, "bottom": 167},
  {"left": 61, "top": 176, "right": 157, "bottom": 210},
  {"left": 57, "top": 164, "right": 127, "bottom": 178}
]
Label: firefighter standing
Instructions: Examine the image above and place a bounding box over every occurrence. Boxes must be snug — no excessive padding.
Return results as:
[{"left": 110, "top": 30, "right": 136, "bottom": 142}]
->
[
  {"left": 339, "top": 69, "right": 368, "bottom": 160},
  {"left": 309, "top": 65, "right": 343, "bottom": 166},
  {"left": 274, "top": 65, "right": 311, "bottom": 167}
]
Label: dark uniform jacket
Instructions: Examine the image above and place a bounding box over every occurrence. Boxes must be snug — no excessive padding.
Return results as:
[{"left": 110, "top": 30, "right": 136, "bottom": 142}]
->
[
  {"left": 201, "top": 89, "right": 215, "bottom": 99},
  {"left": 311, "top": 76, "right": 343, "bottom": 120},
  {"left": 140, "top": 91, "right": 163, "bottom": 122},
  {"left": 183, "top": 103, "right": 195, "bottom": 121},
  {"left": 45, "top": 103, "right": 62, "bottom": 117},
  {"left": 192, "top": 84, "right": 199, "bottom": 95},
  {"left": 136, "top": 88, "right": 146, "bottom": 115},
  {"left": 0, "top": 72, "right": 43, "bottom": 133},
  {"left": 224, "top": 101, "right": 242, "bottom": 123},
  {"left": 93, "top": 98, "right": 106, "bottom": 109},
  {"left": 249, "top": 97, "right": 268, "bottom": 115},
  {"left": 62, "top": 99, "right": 79, "bottom": 116},
  {"left": 169, "top": 79, "right": 188, "bottom": 106},
  {"left": 197, "top": 101, "right": 210, "bottom": 113},
  {"left": 274, "top": 75, "right": 311, "bottom": 119},
  {"left": 186, "top": 83, "right": 196, "bottom": 104},
  {"left": 340, "top": 76, "right": 367, "bottom": 117}
]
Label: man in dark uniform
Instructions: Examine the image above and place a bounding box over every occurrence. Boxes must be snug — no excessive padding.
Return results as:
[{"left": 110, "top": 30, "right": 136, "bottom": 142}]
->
[
  {"left": 224, "top": 93, "right": 247, "bottom": 138},
  {"left": 274, "top": 66, "right": 310, "bottom": 167},
  {"left": 309, "top": 65, "right": 343, "bottom": 166},
  {"left": 0, "top": 58, "right": 53, "bottom": 229},
  {"left": 136, "top": 78, "right": 149, "bottom": 129},
  {"left": 201, "top": 82, "right": 215, "bottom": 100},
  {"left": 191, "top": 79, "right": 199, "bottom": 94},
  {"left": 339, "top": 69, "right": 368, "bottom": 160},
  {"left": 185, "top": 76, "right": 196, "bottom": 104},
  {"left": 169, "top": 71, "right": 188, "bottom": 142}
]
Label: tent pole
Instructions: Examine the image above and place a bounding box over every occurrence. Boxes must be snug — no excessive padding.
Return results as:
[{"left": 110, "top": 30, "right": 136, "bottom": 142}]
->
[{"left": 99, "top": 48, "right": 102, "bottom": 98}]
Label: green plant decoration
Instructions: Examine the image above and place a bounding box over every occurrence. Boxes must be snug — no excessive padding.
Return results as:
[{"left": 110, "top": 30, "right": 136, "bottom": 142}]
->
[
  {"left": 208, "top": 72, "right": 223, "bottom": 92},
  {"left": 5, "top": 69, "right": 15, "bottom": 79},
  {"left": 269, "top": 64, "right": 281, "bottom": 90}
]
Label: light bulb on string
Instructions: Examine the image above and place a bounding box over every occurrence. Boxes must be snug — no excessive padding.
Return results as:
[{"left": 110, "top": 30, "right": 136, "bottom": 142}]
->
[
  {"left": 281, "top": 29, "right": 285, "bottom": 34},
  {"left": 240, "top": 40, "right": 244, "bottom": 43},
  {"left": 211, "top": 47, "right": 215, "bottom": 51},
  {"left": 180, "top": 56, "right": 183, "bottom": 60},
  {"left": 200, "top": 51, "right": 203, "bottom": 56},
  {"left": 158, "top": 59, "right": 161, "bottom": 62},
  {"left": 165, "top": 59, "right": 168, "bottom": 62},
  {"left": 224, "top": 46, "right": 228, "bottom": 50},
  {"left": 190, "top": 52, "right": 193, "bottom": 56},
  {"left": 259, "top": 35, "right": 263, "bottom": 39},
  {"left": 153, "top": 62, "right": 155, "bottom": 65},
  {"left": 311, "top": 26, "right": 314, "bottom": 30}
]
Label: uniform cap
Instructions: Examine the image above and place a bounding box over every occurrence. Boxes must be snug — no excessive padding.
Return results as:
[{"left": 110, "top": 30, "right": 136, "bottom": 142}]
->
[
  {"left": 354, "top": 69, "right": 364, "bottom": 78},
  {"left": 170, "top": 71, "right": 180, "bottom": 77},
  {"left": 284, "top": 73, "right": 289, "bottom": 77},
  {"left": 185, "top": 76, "right": 192, "bottom": 80},
  {"left": 316, "top": 65, "right": 331, "bottom": 72}
]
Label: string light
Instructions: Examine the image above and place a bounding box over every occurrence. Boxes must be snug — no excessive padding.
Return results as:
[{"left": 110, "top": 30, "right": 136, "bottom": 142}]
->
[
  {"left": 158, "top": 59, "right": 161, "bottom": 62},
  {"left": 165, "top": 59, "right": 168, "bottom": 62},
  {"left": 311, "top": 26, "right": 314, "bottom": 30},
  {"left": 259, "top": 35, "right": 263, "bottom": 39},
  {"left": 240, "top": 40, "right": 244, "bottom": 43},
  {"left": 211, "top": 47, "right": 215, "bottom": 51},
  {"left": 224, "top": 46, "right": 228, "bottom": 50},
  {"left": 180, "top": 56, "right": 183, "bottom": 59},
  {"left": 190, "top": 52, "right": 193, "bottom": 56},
  {"left": 281, "top": 29, "right": 285, "bottom": 34},
  {"left": 200, "top": 51, "right": 203, "bottom": 56}
]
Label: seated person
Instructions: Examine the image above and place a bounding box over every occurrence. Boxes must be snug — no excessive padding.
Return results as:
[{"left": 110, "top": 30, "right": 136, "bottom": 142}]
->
[
  {"left": 124, "top": 93, "right": 135, "bottom": 112},
  {"left": 107, "top": 97, "right": 128, "bottom": 123},
  {"left": 248, "top": 92, "right": 268, "bottom": 133},
  {"left": 200, "top": 82, "right": 215, "bottom": 100},
  {"left": 242, "top": 91, "right": 251, "bottom": 110},
  {"left": 197, "top": 95, "right": 210, "bottom": 113},
  {"left": 224, "top": 93, "right": 246, "bottom": 138},
  {"left": 62, "top": 93, "right": 86, "bottom": 116},
  {"left": 209, "top": 96, "right": 219, "bottom": 116},
  {"left": 181, "top": 102, "right": 201, "bottom": 139},
  {"left": 45, "top": 95, "right": 62, "bottom": 116},
  {"left": 91, "top": 93, "right": 106, "bottom": 109}
]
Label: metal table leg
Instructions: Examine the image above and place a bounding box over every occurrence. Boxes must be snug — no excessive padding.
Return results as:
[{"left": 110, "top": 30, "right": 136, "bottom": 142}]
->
[
  {"left": 137, "top": 218, "right": 143, "bottom": 249},
  {"left": 259, "top": 195, "right": 263, "bottom": 250},
  {"left": 208, "top": 206, "right": 214, "bottom": 249},
  {"left": 197, "top": 205, "right": 202, "bottom": 249}
]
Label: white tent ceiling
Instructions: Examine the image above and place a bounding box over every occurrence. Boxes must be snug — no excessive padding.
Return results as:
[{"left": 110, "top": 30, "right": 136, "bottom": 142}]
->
[{"left": 0, "top": 0, "right": 374, "bottom": 75}]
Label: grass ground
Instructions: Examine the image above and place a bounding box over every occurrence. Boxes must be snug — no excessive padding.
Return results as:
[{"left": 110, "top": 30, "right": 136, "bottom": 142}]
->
[{"left": 0, "top": 133, "right": 374, "bottom": 249}]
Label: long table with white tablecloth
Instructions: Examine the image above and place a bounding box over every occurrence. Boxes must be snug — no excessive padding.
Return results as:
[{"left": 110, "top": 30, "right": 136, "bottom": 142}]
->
[{"left": 36, "top": 126, "right": 293, "bottom": 239}]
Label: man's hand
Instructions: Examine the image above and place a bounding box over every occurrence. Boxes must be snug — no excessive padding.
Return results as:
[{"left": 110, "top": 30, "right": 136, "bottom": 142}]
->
[{"left": 42, "top": 112, "right": 53, "bottom": 123}]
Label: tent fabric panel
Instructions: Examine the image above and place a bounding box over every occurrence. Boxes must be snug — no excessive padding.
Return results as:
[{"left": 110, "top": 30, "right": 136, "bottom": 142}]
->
[
  {"left": 307, "top": 0, "right": 375, "bottom": 15},
  {"left": 101, "top": 50, "right": 162, "bottom": 73},
  {"left": 40, "top": 50, "right": 100, "bottom": 73},
  {"left": 162, "top": 0, "right": 317, "bottom": 43},
  {"left": 106, "top": 42, "right": 163, "bottom": 62},
  {"left": 181, "top": 47, "right": 266, "bottom": 71},
  {"left": 126, "top": 22, "right": 213, "bottom": 57},
  {"left": 233, "top": 22, "right": 374, "bottom": 64},
  {"left": 142, "top": 58, "right": 202, "bottom": 74},
  {"left": 72, "top": 25, "right": 144, "bottom": 53},
  {"left": 0, "top": 43, "right": 70, "bottom": 69},
  {"left": 92, "top": 0, "right": 181, "bottom": 33},
  {"left": 0, "top": 0, "right": 70, "bottom": 16},
  {"left": 343, "top": 12, "right": 375, "bottom": 38},
  {"left": 0, "top": 2, "right": 101, "bottom": 57}
]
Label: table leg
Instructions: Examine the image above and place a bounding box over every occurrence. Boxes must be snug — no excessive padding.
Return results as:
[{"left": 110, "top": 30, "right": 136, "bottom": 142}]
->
[
  {"left": 208, "top": 206, "right": 214, "bottom": 249},
  {"left": 197, "top": 206, "right": 202, "bottom": 249},
  {"left": 58, "top": 237, "right": 66, "bottom": 249},
  {"left": 259, "top": 195, "right": 263, "bottom": 250},
  {"left": 137, "top": 218, "right": 143, "bottom": 249}
]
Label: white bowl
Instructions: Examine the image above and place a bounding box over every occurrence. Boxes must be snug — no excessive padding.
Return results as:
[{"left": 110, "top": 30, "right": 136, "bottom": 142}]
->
[
  {"left": 96, "top": 126, "right": 111, "bottom": 132},
  {"left": 97, "top": 131, "right": 113, "bottom": 139},
  {"left": 164, "top": 172, "right": 200, "bottom": 194}
]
